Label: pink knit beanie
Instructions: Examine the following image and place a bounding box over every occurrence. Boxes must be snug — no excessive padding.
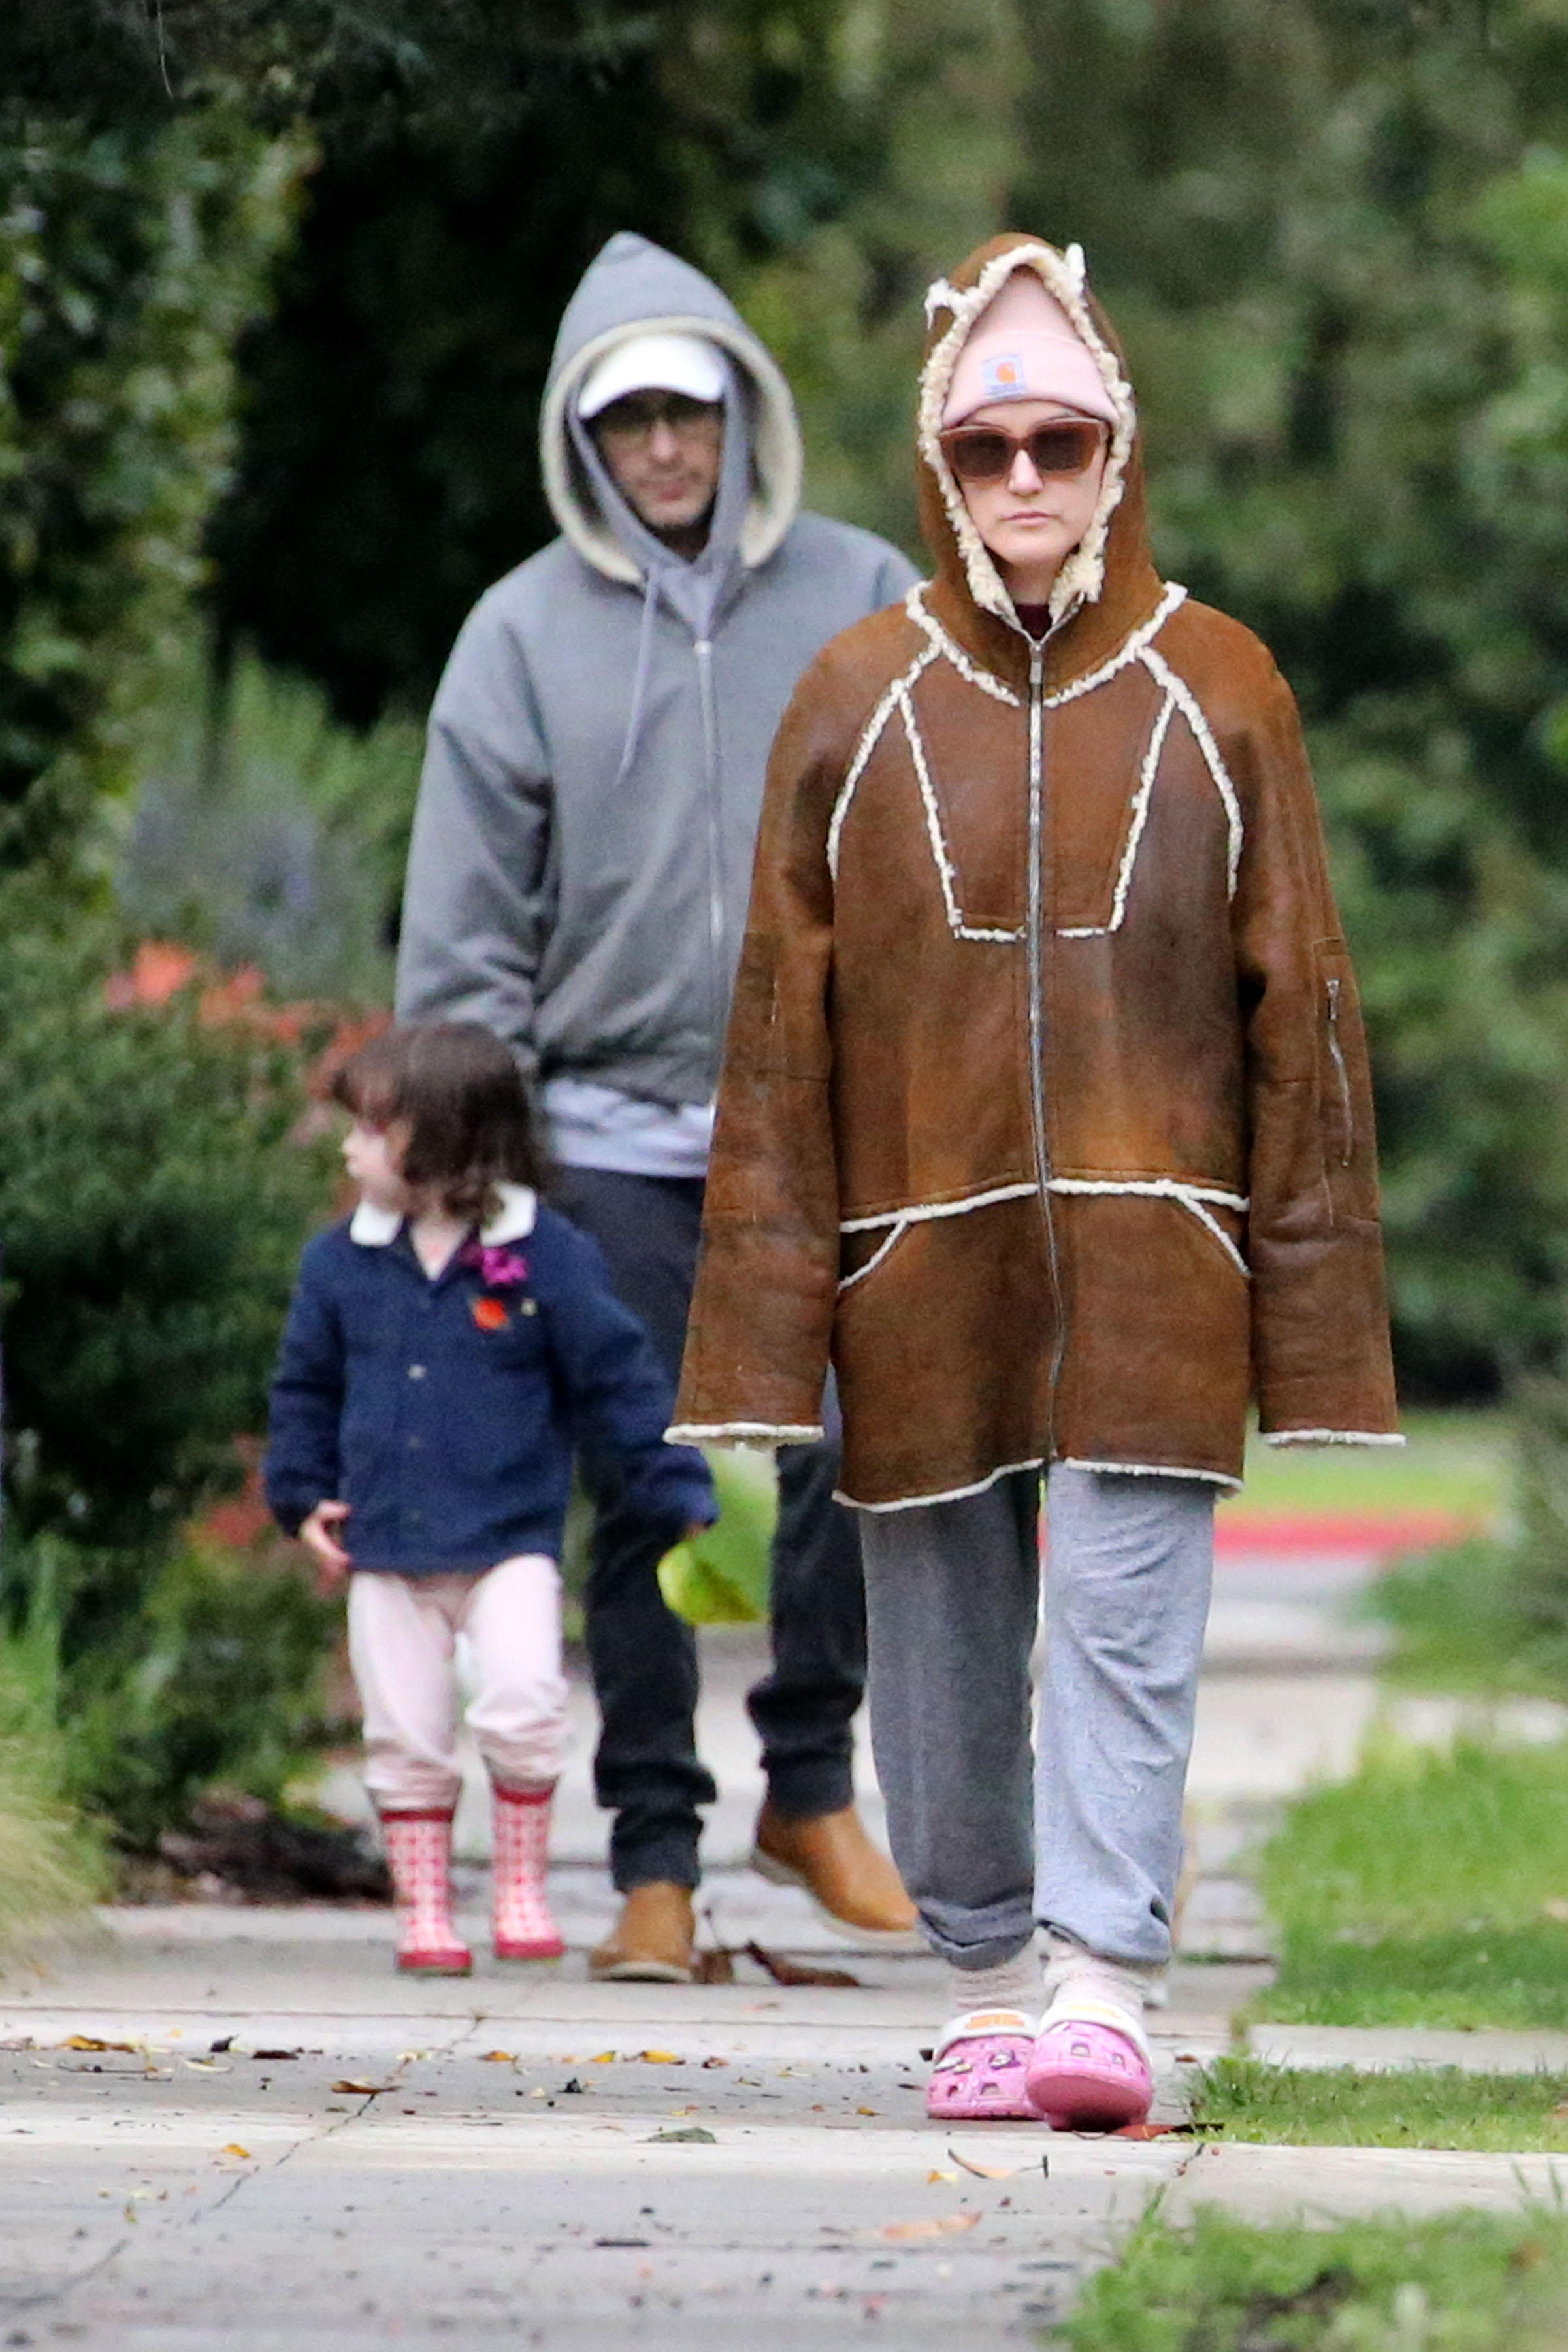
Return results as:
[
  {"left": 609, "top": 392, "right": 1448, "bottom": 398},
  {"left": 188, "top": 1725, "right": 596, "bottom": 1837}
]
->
[{"left": 942, "top": 269, "right": 1117, "bottom": 428}]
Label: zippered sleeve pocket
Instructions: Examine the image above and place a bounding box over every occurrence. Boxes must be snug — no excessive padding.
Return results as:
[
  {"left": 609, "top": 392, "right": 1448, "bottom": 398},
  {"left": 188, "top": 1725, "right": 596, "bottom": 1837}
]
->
[{"left": 1313, "top": 939, "right": 1377, "bottom": 1223}]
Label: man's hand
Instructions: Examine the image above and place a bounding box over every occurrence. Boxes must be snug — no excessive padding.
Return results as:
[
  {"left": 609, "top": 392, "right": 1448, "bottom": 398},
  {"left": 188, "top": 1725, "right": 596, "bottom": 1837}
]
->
[{"left": 300, "top": 1499, "right": 352, "bottom": 1593}]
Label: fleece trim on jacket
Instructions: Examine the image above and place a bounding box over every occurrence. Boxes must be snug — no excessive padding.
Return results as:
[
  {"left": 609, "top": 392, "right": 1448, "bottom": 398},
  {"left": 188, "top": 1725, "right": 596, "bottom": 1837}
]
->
[
  {"left": 264, "top": 1195, "right": 715, "bottom": 1576},
  {"left": 394, "top": 231, "right": 918, "bottom": 1109}
]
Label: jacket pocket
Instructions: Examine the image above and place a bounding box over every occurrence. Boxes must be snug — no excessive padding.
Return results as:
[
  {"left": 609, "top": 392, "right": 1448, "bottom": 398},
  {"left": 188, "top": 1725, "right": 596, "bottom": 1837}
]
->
[{"left": 838, "top": 1218, "right": 911, "bottom": 1295}]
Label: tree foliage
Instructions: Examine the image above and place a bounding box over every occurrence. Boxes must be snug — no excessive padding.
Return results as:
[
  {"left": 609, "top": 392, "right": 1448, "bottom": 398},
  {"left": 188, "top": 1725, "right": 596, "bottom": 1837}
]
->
[{"left": 0, "top": 103, "right": 304, "bottom": 867}]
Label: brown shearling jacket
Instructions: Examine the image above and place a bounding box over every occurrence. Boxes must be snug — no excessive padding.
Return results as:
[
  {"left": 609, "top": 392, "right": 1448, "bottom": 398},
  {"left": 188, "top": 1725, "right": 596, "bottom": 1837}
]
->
[{"left": 670, "top": 233, "right": 1399, "bottom": 1507}]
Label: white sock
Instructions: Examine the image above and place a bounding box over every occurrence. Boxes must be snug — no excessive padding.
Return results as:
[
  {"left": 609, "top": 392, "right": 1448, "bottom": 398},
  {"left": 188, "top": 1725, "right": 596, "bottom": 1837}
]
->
[
  {"left": 1040, "top": 1933, "right": 1156, "bottom": 2057},
  {"left": 944, "top": 1947, "right": 1040, "bottom": 2022}
]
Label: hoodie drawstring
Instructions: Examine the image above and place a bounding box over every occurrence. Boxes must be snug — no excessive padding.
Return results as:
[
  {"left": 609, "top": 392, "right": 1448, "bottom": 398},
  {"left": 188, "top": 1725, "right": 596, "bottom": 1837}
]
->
[{"left": 614, "top": 568, "right": 663, "bottom": 787}]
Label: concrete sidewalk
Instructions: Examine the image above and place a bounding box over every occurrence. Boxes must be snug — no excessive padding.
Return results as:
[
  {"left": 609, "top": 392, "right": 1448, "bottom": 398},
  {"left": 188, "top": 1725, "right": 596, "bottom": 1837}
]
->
[
  {"left": 5, "top": 1541, "right": 1560, "bottom": 2347},
  {"left": 1, "top": 1897, "right": 1565, "bottom": 2350}
]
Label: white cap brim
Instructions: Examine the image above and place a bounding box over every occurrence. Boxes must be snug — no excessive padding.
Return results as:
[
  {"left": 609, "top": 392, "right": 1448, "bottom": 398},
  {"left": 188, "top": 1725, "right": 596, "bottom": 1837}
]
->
[{"left": 577, "top": 331, "right": 728, "bottom": 420}]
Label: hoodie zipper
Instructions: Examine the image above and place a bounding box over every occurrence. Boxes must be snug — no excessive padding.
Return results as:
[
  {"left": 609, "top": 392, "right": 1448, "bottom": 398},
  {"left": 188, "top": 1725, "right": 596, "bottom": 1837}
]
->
[
  {"left": 694, "top": 636, "right": 726, "bottom": 1049},
  {"left": 1026, "top": 639, "right": 1068, "bottom": 1437},
  {"left": 1326, "top": 974, "right": 1353, "bottom": 1166}
]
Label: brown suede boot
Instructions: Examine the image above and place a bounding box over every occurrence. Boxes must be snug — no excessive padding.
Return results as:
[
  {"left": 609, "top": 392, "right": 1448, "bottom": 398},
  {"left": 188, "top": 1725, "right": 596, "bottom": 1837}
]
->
[
  {"left": 751, "top": 1801, "right": 924, "bottom": 1949},
  {"left": 589, "top": 1882, "right": 696, "bottom": 1984}
]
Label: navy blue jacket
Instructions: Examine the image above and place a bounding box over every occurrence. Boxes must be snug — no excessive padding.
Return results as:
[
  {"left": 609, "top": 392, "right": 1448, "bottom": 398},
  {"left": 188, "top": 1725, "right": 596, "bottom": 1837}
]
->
[{"left": 263, "top": 1189, "right": 715, "bottom": 1575}]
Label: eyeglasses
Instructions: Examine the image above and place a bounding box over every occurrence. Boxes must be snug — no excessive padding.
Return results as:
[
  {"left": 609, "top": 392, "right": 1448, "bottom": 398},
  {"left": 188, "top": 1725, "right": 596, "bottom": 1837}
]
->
[
  {"left": 938, "top": 418, "right": 1108, "bottom": 484},
  {"left": 593, "top": 392, "right": 723, "bottom": 444}
]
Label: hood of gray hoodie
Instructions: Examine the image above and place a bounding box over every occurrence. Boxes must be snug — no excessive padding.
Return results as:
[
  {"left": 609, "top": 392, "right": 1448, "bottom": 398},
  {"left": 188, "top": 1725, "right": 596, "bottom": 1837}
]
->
[
  {"left": 540, "top": 231, "right": 804, "bottom": 605},
  {"left": 397, "top": 234, "right": 919, "bottom": 1110}
]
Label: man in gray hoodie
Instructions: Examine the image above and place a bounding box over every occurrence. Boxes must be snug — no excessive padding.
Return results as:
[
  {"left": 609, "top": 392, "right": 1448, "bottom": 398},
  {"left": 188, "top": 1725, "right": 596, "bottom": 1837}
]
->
[{"left": 397, "top": 233, "right": 919, "bottom": 1980}]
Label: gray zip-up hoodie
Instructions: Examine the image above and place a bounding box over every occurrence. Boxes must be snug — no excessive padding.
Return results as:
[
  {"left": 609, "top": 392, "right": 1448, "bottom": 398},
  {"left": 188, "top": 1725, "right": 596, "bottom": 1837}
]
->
[{"left": 395, "top": 233, "right": 918, "bottom": 1112}]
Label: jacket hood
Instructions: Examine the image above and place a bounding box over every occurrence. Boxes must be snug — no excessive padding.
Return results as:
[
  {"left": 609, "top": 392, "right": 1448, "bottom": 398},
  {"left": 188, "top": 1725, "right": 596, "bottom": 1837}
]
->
[
  {"left": 541, "top": 231, "right": 804, "bottom": 586},
  {"left": 917, "top": 234, "right": 1166, "bottom": 689}
]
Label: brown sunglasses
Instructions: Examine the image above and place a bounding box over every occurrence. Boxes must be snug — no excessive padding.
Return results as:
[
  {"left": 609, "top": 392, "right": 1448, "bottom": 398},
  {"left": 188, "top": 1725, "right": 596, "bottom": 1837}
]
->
[{"left": 938, "top": 417, "right": 1108, "bottom": 484}]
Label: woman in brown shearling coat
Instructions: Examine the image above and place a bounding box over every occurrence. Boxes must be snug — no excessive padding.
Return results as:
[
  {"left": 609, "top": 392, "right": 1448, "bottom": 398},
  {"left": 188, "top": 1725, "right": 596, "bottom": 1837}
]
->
[{"left": 670, "top": 237, "right": 1399, "bottom": 2130}]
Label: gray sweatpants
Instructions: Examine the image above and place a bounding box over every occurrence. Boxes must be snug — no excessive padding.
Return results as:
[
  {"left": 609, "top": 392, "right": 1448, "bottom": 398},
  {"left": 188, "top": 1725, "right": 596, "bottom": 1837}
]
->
[{"left": 857, "top": 1464, "right": 1214, "bottom": 1972}]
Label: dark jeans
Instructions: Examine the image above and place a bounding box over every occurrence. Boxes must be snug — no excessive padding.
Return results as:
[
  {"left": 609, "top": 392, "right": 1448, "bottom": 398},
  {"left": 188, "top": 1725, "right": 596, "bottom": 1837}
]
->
[{"left": 557, "top": 1166, "right": 866, "bottom": 1891}]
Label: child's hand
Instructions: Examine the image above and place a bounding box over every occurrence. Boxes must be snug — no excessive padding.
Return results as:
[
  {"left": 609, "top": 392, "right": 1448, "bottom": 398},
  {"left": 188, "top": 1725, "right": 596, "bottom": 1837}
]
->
[{"left": 301, "top": 1499, "right": 352, "bottom": 1593}]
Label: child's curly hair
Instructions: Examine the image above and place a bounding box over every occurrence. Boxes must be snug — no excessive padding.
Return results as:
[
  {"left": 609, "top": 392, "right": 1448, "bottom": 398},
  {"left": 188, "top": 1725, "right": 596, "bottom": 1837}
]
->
[{"left": 331, "top": 1022, "right": 550, "bottom": 1226}]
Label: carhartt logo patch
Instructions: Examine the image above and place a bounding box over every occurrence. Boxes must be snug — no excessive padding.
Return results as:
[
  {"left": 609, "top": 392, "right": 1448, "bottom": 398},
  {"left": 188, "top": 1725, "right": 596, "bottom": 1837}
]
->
[{"left": 980, "top": 353, "right": 1030, "bottom": 401}]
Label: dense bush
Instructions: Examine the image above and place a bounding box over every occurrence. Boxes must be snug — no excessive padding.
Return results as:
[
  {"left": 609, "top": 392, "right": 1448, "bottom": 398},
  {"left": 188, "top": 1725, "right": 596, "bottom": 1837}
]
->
[
  {"left": 0, "top": 105, "right": 304, "bottom": 868},
  {"left": 0, "top": 883, "right": 350, "bottom": 1844},
  {"left": 28, "top": 1532, "right": 342, "bottom": 1855},
  {"left": 0, "top": 1565, "right": 106, "bottom": 1942},
  {"left": 0, "top": 888, "right": 335, "bottom": 1556}
]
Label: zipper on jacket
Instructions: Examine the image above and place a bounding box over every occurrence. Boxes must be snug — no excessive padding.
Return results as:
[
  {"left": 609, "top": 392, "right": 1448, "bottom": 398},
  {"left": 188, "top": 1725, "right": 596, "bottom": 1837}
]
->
[
  {"left": 1026, "top": 640, "right": 1068, "bottom": 1436},
  {"left": 1326, "top": 974, "right": 1353, "bottom": 1167},
  {"left": 695, "top": 636, "right": 726, "bottom": 1053}
]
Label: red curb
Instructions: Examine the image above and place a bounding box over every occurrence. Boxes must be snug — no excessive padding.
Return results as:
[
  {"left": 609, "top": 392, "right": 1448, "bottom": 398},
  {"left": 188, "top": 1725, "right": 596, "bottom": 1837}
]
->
[{"left": 1214, "top": 1509, "right": 1482, "bottom": 1558}]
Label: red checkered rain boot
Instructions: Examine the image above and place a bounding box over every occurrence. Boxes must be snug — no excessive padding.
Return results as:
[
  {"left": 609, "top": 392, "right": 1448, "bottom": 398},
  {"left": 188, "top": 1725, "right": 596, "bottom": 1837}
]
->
[
  {"left": 379, "top": 1809, "right": 472, "bottom": 1976},
  {"left": 491, "top": 1783, "right": 564, "bottom": 1961}
]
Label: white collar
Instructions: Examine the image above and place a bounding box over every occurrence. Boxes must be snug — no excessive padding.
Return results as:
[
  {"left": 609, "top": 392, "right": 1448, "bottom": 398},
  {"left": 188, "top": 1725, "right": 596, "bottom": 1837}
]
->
[{"left": 348, "top": 1183, "right": 539, "bottom": 1249}]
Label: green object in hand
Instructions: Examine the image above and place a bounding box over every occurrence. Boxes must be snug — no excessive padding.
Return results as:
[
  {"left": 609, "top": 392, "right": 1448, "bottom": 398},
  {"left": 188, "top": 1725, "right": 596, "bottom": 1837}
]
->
[{"left": 657, "top": 1448, "right": 778, "bottom": 1627}]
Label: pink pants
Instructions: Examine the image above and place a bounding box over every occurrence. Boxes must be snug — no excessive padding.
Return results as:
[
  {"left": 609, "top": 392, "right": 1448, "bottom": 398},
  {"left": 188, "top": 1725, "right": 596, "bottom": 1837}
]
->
[{"left": 346, "top": 1556, "right": 568, "bottom": 1814}]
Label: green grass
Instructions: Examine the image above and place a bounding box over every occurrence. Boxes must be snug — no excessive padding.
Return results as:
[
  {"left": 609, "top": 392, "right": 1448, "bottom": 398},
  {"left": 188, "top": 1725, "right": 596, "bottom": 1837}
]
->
[
  {"left": 1371, "top": 1537, "right": 1566, "bottom": 1699},
  {"left": 0, "top": 1601, "right": 105, "bottom": 1959},
  {"left": 1057, "top": 2207, "right": 1568, "bottom": 2351},
  {"left": 1222, "top": 1409, "right": 1510, "bottom": 1520},
  {"left": 1258, "top": 1925, "right": 1568, "bottom": 2032},
  {"left": 1255, "top": 1736, "right": 1568, "bottom": 2029},
  {"left": 1192, "top": 2057, "right": 1568, "bottom": 2151}
]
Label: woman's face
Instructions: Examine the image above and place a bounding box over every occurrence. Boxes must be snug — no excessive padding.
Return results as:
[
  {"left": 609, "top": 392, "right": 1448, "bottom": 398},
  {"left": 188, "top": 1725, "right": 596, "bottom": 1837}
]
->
[{"left": 955, "top": 398, "right": 1108, "bottom": 608}]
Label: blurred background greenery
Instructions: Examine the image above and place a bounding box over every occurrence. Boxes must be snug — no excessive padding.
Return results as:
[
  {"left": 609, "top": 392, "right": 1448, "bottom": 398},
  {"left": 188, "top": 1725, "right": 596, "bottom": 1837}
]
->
[{"left": 11, "top": 0, "right": 1568, "bottom": 1868}]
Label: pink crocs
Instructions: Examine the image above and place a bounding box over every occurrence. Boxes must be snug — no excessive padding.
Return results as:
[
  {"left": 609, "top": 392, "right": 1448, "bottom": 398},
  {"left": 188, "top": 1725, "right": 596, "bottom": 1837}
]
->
[
  {"left": 1024, "top": 2012, "right": 1152, "bottom": 2132},
  {"left": 926, "top": 2008, "right": 1040, "bottom": 2121}
]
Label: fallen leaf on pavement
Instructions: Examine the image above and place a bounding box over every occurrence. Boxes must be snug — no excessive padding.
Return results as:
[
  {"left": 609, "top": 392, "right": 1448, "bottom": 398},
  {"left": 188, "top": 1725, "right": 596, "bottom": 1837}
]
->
[
  {"left": 881, "top": 2212, "right": 981, "bottom": 2240},
  {"left": 478, "top": 2051, "right": 517, "bottom": 2064},
  {"left": 647, "top": 2125, "right": 716, "bottom": 2144},
  {"left": 639, "top": 2050, "right": 683, "bottom": 2065},
  {"left": 744, "top": 1942, "right": 860, "bottom": 1989},
  {"left": 331, "top": 2079, "right": 393, "bottom": 2095},
  {"left": 1114, "top": 2122, "right": 1184, "bottom": 2140},
  {"left": 182, "top": 2059, "right": 231, "bottom": 2073},
  {"left": 589, "top": 2051, "right": 617, "bottom": 2065},
  {"left": 251, "top": 2050, "right": 300, "bottom": 2063},
  {"left": 219, "top": 2144, "right": 252, "bottom": 2160},
  {"left": 61, "top": 2036, "right": 138, "bottom": 2054},
  {"left": 700, "top": 2055, "right": 729, "bottom": 2068},
  {"left": 856, "top": 2106, "right": 879, "bottom": 2117},
  {"left": 947, "top": 2149, "right": 1021, "bottom": 2180},
  {"left": 926, "top": 2169, "right": 958, "bottom": 2185}
]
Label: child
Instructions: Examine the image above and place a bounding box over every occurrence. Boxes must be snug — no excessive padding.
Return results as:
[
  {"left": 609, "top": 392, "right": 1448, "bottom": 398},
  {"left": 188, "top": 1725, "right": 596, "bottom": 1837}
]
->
[
  {"left": 670, "top": 237, "right": 1398, "bottom": 2127},
  {"left": 265, "top": 1021, "right": 715, "bottom": 1976}
]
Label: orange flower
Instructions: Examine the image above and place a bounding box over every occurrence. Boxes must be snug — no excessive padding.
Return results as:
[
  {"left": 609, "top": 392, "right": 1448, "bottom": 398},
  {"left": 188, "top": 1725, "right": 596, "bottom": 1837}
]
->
[{"left": 472, "top": 1298, "right": 508, "bottom": 1331}]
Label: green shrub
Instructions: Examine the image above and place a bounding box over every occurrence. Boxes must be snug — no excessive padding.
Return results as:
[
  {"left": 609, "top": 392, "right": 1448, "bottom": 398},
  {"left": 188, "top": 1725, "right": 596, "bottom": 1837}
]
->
[
  {"left": 0, "top": 104, "right": 306, "bottom": 868},
  {"left": 0, "top": 882, "right": 335, "bottom": 1562},
  {"left": 50, "top": 1533, "right": 342, "bottom": 1854},
  {"left": 0, "top": 882, "right": 346, "bottom": 1845},
  {"left": 0, "top": 1568, "right": 106, "bottom": 1947}
]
